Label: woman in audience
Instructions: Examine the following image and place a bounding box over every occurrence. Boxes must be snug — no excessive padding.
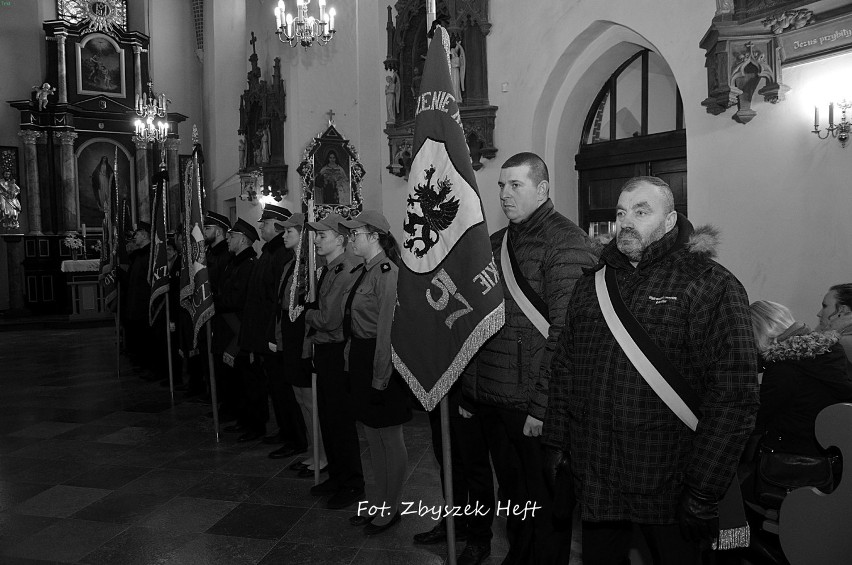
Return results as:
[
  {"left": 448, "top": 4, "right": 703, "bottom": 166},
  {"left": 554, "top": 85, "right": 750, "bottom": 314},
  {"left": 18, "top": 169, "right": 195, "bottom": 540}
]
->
[
  {"left": 340, "top": 210, "right": 411, "bottom": 535},
  {"left": 748, "top": 300, "right": 852, "bottom": 508}
]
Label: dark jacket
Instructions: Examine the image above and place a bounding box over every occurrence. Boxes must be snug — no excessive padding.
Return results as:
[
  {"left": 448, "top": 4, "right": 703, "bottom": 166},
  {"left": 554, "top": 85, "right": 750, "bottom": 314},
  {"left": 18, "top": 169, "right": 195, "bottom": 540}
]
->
[
  {"left": 544, "top": 215, "right": 760, "bottom": 523},
  {"left": 238, "top": 233, "right": 293, "bottom": 353},
  {"left": 273, "top": 258, "right": 310, "bottom": 387},
  {"left": 207, "top": 239, "right": 232, "bottom": 295},
  {"left": 756, "top": 329, "right": 852, "bottom": 456},
  {"left": 462, "top": 199, "right": 599, "bottom": 420},
  {"left": 215, "top": 246, "right": 256, "bottom": 355},
  {"left": 125, "top": 243, "right": 151, "bottom": 322}
]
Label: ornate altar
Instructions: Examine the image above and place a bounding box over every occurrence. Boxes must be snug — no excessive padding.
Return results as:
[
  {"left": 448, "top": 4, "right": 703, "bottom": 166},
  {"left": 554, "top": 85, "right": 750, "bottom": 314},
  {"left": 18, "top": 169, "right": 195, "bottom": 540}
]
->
[
  {"left": 700, "top": 0, "right": 852, "bottom": 124},
  {"left": 383, "top": 0, "right": 497, "bottom": 176},
  {"left": 4, "top": 0, "right": 186, "bottom": 315},
  {"left": 238, "top": 33, "right": 287, "bottom": 203}
]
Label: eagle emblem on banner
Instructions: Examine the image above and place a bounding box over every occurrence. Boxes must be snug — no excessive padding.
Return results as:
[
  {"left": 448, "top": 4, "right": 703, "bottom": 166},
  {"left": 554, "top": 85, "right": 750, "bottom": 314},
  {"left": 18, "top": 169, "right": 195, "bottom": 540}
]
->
[{"left": 403, "top": 164, "right": 460, "bottom": 258}]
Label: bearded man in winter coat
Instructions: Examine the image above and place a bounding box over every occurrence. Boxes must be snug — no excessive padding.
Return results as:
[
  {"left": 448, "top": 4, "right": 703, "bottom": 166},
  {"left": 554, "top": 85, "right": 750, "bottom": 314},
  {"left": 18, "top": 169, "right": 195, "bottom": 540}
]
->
[
  {"left": 543, "top": 176, "right": 760, "bottom": 564},
  {"left": 460, "top": 152, "right": 599, "bottom": 565}
]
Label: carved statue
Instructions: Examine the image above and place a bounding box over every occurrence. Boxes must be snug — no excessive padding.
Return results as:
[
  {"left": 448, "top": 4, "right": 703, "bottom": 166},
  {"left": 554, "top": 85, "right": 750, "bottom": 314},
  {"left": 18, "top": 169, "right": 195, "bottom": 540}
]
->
[
  {"left": 0, "top": 170, "right": 22, "bottom": 229},
  {"left": 715, "top": 0, "right": 734, "bottom": 15},
  {"left": 238, "top": 133, "right": 246, "bottom": 169},
  {"left": 32, "top": 83, "right": 56, "bottom": 111},
  {"left": 763, "top": 9, "right": 815, "bottom": 35},
  {"left": 90, "top": 156, "right": 113, "bottom": 213},
  {"left": 261, "top": 126, "right": 271, "bottom": 164},
  {"left": 449, "top": 39, "right": 466, "bottom": 103},
  {"left": 385, "top": 71, "right": 401, "bottom": 123},
  {"left": 411, "top": 67, "right": 423, "bottom": 100}
]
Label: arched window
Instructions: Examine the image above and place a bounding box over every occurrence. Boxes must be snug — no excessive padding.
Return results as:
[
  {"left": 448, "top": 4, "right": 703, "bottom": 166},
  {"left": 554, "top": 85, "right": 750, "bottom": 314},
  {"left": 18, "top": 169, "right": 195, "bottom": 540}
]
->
[{"left": 576, "top": 49, "right": 686, "bottom": 243}]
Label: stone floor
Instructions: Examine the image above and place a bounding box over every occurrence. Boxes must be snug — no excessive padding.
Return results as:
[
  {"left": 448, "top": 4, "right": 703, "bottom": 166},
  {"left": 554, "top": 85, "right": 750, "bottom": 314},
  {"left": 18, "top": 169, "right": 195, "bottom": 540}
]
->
[{"left": 0, "top": 325, "right": 518, "bottom": 564}]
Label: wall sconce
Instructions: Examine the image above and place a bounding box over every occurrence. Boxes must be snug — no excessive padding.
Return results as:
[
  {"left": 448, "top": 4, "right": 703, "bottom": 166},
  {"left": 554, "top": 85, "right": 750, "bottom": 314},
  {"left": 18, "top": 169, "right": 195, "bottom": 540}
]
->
[{"left": 813, "top": 100, "right": 851, "bottom": 148}]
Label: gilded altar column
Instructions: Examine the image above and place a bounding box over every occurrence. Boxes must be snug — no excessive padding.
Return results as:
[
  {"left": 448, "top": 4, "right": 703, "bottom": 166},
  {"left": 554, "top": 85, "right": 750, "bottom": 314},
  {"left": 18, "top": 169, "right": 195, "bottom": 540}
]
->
[
  {"left": 55, "top": 131, "right": 79, "bottom": 233},
  {"left": 133, "top": 45, "right": 143, "bottom": 101},
  {"left": 17, "top": 130, "right": 43, "bottom": 235},
  {"left": 165, "top": 137, "right": 181, "bottom": 228},
  {"left": 56, "top": 31, "right": 68, "bottom": 104},
  {"left": 133, "top": 136, "right": 151, "bottom": 224}
]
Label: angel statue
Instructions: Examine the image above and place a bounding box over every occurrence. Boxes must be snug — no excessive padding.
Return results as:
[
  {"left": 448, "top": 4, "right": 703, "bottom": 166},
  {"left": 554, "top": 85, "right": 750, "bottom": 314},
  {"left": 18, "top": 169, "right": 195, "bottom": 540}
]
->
[
  {"left": 0, "top": 170, "right": 22, "bottom": 230},
  {"left": 385, "top": 71, "right": 401, "bottom": 124},
  {"left": 32, "top": 83, "right": 56, "bottom": 111}
]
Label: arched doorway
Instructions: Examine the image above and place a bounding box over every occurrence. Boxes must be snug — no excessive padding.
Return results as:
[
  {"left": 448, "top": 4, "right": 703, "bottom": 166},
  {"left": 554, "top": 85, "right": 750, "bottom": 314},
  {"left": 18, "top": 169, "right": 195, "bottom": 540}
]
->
[{"left": 575, "top": 48, "right": 686, "bottom": 242}]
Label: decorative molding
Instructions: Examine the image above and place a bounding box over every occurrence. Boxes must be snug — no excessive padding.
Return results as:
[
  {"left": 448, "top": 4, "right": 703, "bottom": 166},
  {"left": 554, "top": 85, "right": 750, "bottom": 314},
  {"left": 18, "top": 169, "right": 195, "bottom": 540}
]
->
[
  {"left": 18, "top": 131, "right": 42, "bottom": 145},
  {"left": 54, "top": 131, "right": 79, "bottom": 145},
  {"left": 131, "top": 135, "right": 149, "bottom": 150}
]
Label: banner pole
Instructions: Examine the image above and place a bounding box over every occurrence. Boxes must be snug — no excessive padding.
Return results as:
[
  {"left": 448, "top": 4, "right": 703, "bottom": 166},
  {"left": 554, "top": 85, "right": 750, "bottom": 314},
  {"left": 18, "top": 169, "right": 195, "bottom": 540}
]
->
[
  {"left": 206, "top": 322, "right": 220, "bottom": 443},
  {"left": 165, "top": 300, "right": 174, "bottom": 404},
  {"left": 306, "top": 197, "right": 319, "bottom": 483},
  {"left": 115, "top": 286, "right": 121, "bottom": 380},
  {"left": 440, "top": 397, "right": 457, "bottom": 565}
]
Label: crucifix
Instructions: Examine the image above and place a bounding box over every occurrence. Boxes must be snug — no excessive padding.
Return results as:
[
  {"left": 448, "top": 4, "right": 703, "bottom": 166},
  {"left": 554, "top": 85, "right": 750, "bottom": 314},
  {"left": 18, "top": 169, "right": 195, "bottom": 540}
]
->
[
  {"left": 250, "top": 32, "right": 257, "bottom": 55},
  {"left": 326, "top": 109, "right": 336, "bottom": 125}
]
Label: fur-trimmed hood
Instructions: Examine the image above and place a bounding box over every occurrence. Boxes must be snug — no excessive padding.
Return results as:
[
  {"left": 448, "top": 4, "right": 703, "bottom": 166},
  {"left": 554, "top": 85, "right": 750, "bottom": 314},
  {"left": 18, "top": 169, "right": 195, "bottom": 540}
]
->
[
  {"left": 763, "top": 330, "right": 840, "bottom": 363},
  {"left": 684, "top": 225, "right": 719, "bottom": 259}
]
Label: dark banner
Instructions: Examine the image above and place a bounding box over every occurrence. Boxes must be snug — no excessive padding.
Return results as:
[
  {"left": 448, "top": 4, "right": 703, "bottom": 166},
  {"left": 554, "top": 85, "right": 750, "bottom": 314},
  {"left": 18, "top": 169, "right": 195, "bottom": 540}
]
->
[{"left": 148, "top": 171, "right": 169, "bottom": 325}]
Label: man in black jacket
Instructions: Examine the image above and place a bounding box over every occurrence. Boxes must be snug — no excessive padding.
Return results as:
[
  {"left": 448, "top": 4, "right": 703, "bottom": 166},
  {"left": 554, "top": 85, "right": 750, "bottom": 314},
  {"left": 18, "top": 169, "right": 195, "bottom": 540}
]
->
[{"left": 125, "top": 222, "right": 156, "bottom": 378}]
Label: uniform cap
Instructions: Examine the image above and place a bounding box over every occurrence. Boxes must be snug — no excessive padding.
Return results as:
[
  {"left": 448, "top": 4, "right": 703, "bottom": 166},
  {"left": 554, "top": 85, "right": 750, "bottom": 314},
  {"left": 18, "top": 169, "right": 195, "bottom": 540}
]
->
[
  {"left": 204, "top": 211, "right": 231, "bottom": 231},
  {"left": 229, "top": 217, "right": 259, "bottom": 242},
  {"left": 258, "top": 204, "right": 292, "bottom": 222},
  {"left": 307, "top": 213, "right": 347, "bottom": 236},
  {"left": 276, "top": 212, "right": 306, "bottom": 229},
  {"left": 340, "top": 210, "right": 390, "bottom": 234}
]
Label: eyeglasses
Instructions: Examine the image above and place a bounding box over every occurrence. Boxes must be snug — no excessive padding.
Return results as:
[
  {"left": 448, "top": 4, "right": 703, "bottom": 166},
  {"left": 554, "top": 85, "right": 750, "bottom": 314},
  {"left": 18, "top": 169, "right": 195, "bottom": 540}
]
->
[{"left": 349, "top": 230, "right": 372, "bottom": 238}]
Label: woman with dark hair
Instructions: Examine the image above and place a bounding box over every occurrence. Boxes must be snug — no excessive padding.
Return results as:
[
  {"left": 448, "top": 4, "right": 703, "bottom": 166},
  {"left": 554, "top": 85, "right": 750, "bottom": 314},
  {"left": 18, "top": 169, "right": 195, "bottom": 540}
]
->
[
  {"left": 316, "top": 150, "right": 347, "bottom": 205},
  {"left": 339, "top": 210, "right": 410, "bottom": 535}
]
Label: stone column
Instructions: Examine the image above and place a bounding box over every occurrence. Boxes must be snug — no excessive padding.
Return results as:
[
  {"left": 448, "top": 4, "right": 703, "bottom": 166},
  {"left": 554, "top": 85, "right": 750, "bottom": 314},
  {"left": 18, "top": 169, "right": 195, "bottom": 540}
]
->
[
  {"left": 132, "top": 136, "right": 151, "bottom": 224},
  {"left": 165, "top": 137, "right": 181, "bottom": 229},
  {"left": 56, "top": 32, "right": 68, "bottom": 104},
  {"left": 133, "top": 45, "right": 143, "bottom": 103},
  {"left": 17, "top": 130, "right": 42, "bottom": 235},
  {"left": 55, "top": 131, "right": 79, "bottom": 233}
]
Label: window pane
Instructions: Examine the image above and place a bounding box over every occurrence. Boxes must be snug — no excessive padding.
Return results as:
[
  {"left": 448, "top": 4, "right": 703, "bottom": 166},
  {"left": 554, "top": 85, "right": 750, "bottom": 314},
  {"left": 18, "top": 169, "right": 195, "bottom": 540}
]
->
[
  {"left": 615, "top": 57, "right": 642, "bottom": 139},
  {"left": 585, "top": 91, "right": 611, "bottom": 144},
  {"left": 647, "top": 52, "right": 678, "bottom": 134}
]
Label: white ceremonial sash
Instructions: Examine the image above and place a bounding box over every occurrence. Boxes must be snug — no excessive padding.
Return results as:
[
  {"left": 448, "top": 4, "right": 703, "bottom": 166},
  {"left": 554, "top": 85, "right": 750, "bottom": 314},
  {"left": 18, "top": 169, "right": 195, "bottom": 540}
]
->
[
  {"left": 501, "top": 232, "right": 549, "bottom": 339},
  {"left": 594, "top": 266, "right": 699, "bottom": 431}
]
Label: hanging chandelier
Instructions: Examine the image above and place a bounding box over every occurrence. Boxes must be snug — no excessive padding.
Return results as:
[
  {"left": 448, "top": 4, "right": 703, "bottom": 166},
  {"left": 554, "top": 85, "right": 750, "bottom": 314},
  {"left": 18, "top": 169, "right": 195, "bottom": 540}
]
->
[
  {"left": 134, "top": 81, "right": 169, "bottom": 144},
  {"left": 274, "top": 0, "right": 336, "bottom": 49}
]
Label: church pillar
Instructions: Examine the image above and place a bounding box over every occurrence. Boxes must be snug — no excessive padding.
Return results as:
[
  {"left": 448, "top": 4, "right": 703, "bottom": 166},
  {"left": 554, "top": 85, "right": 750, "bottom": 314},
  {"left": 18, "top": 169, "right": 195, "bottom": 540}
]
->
[
  {"left": 165, "top": 137, "right": 181, "bottom": 229},
  {"left": 133, "top": 45, "right": 143, "bottom": 99},
  {"left": 132, "top": 136, "right": 151, "bottom": 225},
  {"left": 18, "top": 130, "right": 43, "bottom": 235},
  {"left": 55, "top": 131, "right": 79, "bottom": 233},
  {"left": 56, "top": 32, "right": 68, "bottom": 104}
]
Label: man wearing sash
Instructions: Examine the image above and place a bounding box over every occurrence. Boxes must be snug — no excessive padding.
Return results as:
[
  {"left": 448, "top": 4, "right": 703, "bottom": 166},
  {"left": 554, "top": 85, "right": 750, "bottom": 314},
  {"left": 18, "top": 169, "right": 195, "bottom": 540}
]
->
[
  {"left": 543, "top": 176, "right": 759, "bottom": 564},
  {"left": 460, "top": 152, "right": 598, "bottom": 564}
]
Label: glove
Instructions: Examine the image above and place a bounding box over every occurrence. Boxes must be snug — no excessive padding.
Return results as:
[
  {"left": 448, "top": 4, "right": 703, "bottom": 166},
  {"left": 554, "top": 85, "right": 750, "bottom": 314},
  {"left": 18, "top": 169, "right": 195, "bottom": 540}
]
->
[
  {"left": 370, "top": 387, "right": 385, "bottom": 406},
  {"left": 676, "top": 485, "right": 719, "bottom": 543},
  {"left": 543, "top": 446, "right": 575, "bottom": 520}
]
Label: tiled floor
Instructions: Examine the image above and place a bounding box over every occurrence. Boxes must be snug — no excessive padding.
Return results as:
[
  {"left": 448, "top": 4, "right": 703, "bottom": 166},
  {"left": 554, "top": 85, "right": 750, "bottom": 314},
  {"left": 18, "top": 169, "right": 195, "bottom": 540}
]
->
[{"left": 0, "top": 326, "right": 520, "bottom": 564}]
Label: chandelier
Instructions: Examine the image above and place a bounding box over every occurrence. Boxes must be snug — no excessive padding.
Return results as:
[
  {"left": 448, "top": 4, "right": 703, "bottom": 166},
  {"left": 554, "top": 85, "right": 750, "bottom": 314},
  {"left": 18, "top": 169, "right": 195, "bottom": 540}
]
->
[
  {"left": 134, "top": 81, "right": 169, "bottom": 144},
  {"left": 274, "top": 0, "right": 336, "bottom": 49}
]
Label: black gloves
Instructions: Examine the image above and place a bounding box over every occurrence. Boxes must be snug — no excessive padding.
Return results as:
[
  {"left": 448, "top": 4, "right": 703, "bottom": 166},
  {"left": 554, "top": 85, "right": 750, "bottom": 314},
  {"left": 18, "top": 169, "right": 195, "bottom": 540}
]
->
[
  {"left": 676, "top": 485, "right": 719, "bottom": 544},
  {"left": 370, "top": 387, "right": 385, "bottom": 406},
  {"left": 543, "top": 446, "right": 575, "bottom": 521}
]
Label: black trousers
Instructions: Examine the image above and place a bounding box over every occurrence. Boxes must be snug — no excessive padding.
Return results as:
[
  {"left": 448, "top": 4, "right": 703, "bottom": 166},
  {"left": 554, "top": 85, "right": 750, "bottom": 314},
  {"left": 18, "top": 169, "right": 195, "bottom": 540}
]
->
[
  {"left": 238, "top": 354, "right": 269, "bottom": 435},
  {"left": 265, "top": 354, "right": 307, "bottom": 448},
  {"left": 478, "top": 404, "right": 572, "bottom": 565},
  {"left": 582, "top": 521, "right": 704, "bottom": 565},
  {"left": 314, "top": 342, "right": 364, "bottom": 490},
  {"left": 429, "top": 401, "right": 494, "bottom": 543}
]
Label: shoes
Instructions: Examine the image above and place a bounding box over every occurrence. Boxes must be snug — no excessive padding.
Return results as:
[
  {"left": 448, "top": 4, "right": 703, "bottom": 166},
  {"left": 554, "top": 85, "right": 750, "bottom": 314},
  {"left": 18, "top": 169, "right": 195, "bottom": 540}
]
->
[
  {"left": 298, "top": 464, "right": 328, "bottom": 478},
  {"left": 224, "top": 424, "right": 245, "bottom": 433},
  {"left": 457, "top": 542, "right": 491, "bottom": 565},
  {"left": 326, "top": 487, "right": 365, "bottom": 510},
  {"left": 262, "top": 434, "right": 286, "bottom": 445},
  {"left": 349, "top": 514, "right": 374, "bottom": 526},
  {"left": 268, "top": 444, "right": 308, "bottom": 459},
  {"left": 363, "top": 511, "right": 401, "bottom": 536},
  {"left": 413, "top": 522, "right": 468, "bottom": 544},
  {"left": 309, "top": 478, "right": 339, "bottom": 496},
  {"left": 237, "top": 431, "right": 262, "bottom": 443},
  {"left": 289, "top": 460, "right": 308, "bottom": 471}
]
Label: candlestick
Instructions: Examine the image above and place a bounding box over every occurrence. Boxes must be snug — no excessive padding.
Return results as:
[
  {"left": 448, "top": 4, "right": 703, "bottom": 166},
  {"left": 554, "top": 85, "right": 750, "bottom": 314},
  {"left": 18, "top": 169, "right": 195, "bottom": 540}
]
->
[
  {"left": 275, "top": 7, "right": 282, "bottom": 29},
  {"left": 328, "top": 8, "right": 335, "bottom": 31},
  {"left": 829, "top": 102, "right": 834, "bottom": 126},
  {"left": 814, "top": 106, "right": 819, "bottom": 130}
]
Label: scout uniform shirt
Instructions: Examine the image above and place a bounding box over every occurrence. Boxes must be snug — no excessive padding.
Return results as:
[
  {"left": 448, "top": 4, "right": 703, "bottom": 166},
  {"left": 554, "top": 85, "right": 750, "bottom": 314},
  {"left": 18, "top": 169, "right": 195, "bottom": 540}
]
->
[
  {"left": 305, "top": 251, "right": 361, "bottom": 345},
  {"left": 344, "top": 250, "right": 398, "bottom": 390}
]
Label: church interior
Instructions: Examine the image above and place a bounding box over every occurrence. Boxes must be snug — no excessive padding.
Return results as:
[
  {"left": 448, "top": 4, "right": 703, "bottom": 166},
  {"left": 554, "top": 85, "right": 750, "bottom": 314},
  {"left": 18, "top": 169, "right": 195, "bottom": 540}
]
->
[{"left": 0, "top": 0, "right": 851, "bottom": 564}]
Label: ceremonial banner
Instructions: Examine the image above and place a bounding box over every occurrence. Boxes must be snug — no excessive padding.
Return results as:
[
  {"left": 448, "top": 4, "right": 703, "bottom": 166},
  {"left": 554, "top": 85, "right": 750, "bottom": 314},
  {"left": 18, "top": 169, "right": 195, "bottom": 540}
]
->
[
  {"left": 179, "top": 144, "right": 215, "bottom": 348},
  {"left": 99, "top": 153, "right": 119, "bottom": 312},
  {"left": 391, "top": 26, "right": 504, "bottom": 411},
  {"left": 148, "top": 170, "right": 169, "bottom": 325},
  {"left": 117, "top": 197, "right": 131, "bottom": 268}
]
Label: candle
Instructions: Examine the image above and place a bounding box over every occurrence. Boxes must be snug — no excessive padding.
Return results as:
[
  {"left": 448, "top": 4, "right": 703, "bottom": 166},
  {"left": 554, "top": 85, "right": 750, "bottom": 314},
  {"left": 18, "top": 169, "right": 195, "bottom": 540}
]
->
[
  {"left": 286, "top": 13, "right": 293, "bottom": 35},
  {"left": 81, "top": 223, "right": 86, "bottom": 236},
  {"left": 815, "top": 106, "right": 819, "bottom": 129},
  {"left": 275, "top": 6, "right": 282, "bottom": 29},
  {"left": 328, "top": 7, "right": 335, "bottom": 31},
  {"left": 829, "top": 102, "right": 834, "bottom": 126}
]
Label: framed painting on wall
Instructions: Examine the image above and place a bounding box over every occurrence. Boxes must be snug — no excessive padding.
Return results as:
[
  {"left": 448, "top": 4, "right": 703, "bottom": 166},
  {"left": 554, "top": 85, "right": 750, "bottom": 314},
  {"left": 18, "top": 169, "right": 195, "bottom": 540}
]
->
[
  {"left": 75, "top": 139, "right": 134, "bottom": 228},
  {"left": 76, "top": 33, "right": 126, "bottom": 97},
  {"left": 297, "top": 124, "right": 364, "bottom": 219}
]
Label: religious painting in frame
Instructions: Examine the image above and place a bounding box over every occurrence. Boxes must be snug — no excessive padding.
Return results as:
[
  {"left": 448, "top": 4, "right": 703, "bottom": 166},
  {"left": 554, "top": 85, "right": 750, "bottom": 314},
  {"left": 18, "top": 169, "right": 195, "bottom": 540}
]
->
[
  {"left": 76, "top": 33, "right": 126, "bottom": 97},
  {"left": 75, "top": 138, "right": 134, "bottom": 228},
  {"left": 297, "top": 124, "right": 364, "bottom": 219}
]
